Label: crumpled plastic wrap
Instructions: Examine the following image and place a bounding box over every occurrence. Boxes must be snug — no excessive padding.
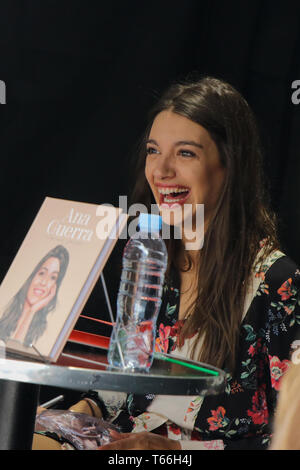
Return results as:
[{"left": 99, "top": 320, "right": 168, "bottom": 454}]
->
[{"left": 35, "top": 409, "right": 120, "bottom": 450}]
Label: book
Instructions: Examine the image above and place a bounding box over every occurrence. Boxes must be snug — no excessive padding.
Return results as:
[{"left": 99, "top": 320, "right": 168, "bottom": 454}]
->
[{"left": 0, "top": 197, "right": 127, "bottom": 362}]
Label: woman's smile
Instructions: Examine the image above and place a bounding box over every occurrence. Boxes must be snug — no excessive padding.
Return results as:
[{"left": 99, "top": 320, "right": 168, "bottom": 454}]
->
[
  {"left": 156, "top": 184, "right": 191, "bottom": 207},
  {"left": 32, "top": 288, "right": 46, "bottom": 297}
]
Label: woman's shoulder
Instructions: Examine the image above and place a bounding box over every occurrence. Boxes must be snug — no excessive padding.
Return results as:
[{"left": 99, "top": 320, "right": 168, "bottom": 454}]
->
[
  {"left": 254, "top": 242, "right": 299, "bottom": 283},
  {"left": 244, "top": 247, "right": 300, "bottom": 316},
  {"left": 260, "top": 250, "right": 299, "bottom": 289},
  {"left": 244, "top": 250, "right": 300, "bottom": 340},
  {"left": 251, "top": 249, "right": 300, "bottom": 315}
]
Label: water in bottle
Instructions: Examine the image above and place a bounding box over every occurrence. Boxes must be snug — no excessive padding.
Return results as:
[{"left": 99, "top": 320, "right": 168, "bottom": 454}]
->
[{"left": 108, "top": 213, "right": 168, "bottom": 372}]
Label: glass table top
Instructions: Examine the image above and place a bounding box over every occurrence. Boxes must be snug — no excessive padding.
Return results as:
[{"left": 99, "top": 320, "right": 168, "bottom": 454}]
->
[{"left": 0, "top": 340, "right": 226, "bottom": 396}]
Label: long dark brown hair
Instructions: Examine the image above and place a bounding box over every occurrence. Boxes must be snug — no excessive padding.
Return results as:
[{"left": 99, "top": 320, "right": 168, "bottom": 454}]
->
[{"left": 131, "top": 76, "right": 280, "bottom": 373}]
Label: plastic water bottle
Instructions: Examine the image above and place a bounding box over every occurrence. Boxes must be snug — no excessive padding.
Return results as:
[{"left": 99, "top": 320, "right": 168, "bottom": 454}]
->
[{"left": 108, "top": 213, "right": 168, "bottom": 372}]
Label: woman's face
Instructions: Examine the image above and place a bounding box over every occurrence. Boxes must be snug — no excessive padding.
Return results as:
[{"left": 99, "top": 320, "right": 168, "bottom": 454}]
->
[
  {"left": 26, "top": 257, "right": 60, "bottom": 306},
  {"left": 145, "top": 110, "right": 226, "bottom": 228}
]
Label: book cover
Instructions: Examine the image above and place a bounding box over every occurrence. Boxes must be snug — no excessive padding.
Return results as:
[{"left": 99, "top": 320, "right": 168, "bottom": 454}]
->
[{"left": 0, "top": 197, "right": 127, "bottom": 362}]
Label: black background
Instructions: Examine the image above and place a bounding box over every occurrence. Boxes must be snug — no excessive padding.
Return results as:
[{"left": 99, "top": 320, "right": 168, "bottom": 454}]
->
[{"left": 1, "top": 0, "right": 300, "bottom": 336}]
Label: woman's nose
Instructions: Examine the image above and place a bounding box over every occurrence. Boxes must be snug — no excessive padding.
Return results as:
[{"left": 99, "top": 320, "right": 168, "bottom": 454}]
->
[
  {"left": 39, "top": 276, "right": 47, "bottom": 285},
  {"left": 152, "top": 154, "right": 176, "bottom": 179}
]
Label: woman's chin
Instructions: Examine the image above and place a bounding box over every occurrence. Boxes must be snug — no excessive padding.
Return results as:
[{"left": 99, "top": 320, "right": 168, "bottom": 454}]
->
[
  {"left": 159, "top": 203, "right": 185, "bottom": 227},
  {"left": 159, "top": 202, "right": 196, "bottom": 226}
]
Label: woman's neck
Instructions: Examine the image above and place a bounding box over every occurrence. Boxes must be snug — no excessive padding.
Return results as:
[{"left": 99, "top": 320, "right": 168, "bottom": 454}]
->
[{"left": 178, "top": 246, "right": 200, "bottom": 273}]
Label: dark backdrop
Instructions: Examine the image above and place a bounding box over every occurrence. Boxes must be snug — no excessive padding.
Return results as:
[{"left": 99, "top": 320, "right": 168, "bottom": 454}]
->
[{"left": 1, "top": 0, "right": 300, "bottom": 331}]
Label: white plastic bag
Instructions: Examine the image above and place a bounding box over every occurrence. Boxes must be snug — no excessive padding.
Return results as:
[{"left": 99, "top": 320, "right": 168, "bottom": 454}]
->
[{"left": 35, "top": 409, "right": 120, "bottom": 450}]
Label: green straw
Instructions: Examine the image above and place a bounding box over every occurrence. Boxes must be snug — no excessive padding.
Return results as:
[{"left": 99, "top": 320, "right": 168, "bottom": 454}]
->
[{"left": 154, "top": 352, "right": 219, "bottom": 376}]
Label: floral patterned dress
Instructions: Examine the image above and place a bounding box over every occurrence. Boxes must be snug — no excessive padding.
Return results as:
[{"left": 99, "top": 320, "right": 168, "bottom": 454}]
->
[{"left": 97, "top": 249, "right": 300, "bottom": 450}]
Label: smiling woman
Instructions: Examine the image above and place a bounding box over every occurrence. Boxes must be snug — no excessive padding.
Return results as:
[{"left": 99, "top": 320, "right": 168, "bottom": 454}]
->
[
  {"left": 99, "top": 76, "right": 300, "bottom": 450},
  {"left": 133, "top": 76, "right": 282, "bottom": 368},
  {"left": 0, "top": 245, "right": 69, "bottom": 347},
  {"left": 34, "top": 77, "right": 300, "bottom": 451}
]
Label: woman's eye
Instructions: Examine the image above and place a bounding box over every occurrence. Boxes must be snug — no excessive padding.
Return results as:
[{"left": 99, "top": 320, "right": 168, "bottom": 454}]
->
[
  {"left": 146, "top": 147, "right": 159, "bottom": 155},
  {"left": 179, "top": 149, "right": 196, "bottom": 158}
]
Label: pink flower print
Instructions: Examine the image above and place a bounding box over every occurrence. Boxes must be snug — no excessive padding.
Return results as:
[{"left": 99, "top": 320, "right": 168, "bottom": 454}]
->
[
  {"left": 207, "top": 406, "right": 229, "bottom": 431},
  {"left": 155, "top": 323, "right": 171, "bottom": 353},
  {"left": 269, "top": 355, "right": 290, "bottom": 391},
  {"left": 277, "top": 278, "right": 293, "bottom": 301},
  {"left": 247, "top": 386, "right": 269, "bottom": 425}
]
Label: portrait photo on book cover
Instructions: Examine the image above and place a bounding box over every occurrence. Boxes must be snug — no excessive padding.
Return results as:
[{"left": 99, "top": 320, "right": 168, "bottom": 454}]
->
[{"left": 0, "top": 245, "right": 69, "bottom": 349}]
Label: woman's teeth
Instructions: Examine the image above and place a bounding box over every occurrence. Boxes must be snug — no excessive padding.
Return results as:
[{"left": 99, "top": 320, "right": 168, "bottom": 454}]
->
[
  {"left": 158, "top": 187, "right": 189, "bottom": 194},
  {"left": 164, "top": 195, "right": 187, "bottom": 202},
  {"left": 158, "top": 187, "right": 190, "bottom": 203}
]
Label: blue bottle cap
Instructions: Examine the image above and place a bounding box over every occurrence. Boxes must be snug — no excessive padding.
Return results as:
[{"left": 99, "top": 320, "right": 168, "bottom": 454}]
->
[{"left": 138, "top": 213, "right": 162, "bottom": 233}]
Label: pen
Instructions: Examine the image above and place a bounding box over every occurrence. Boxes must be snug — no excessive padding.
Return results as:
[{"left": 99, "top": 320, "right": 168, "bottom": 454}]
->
[
  {"left": 154, "top": 352, "right": 219, "bottom": 376},
  {"left": 40, "top": 395, "right": 64, "bottom": 408}
]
